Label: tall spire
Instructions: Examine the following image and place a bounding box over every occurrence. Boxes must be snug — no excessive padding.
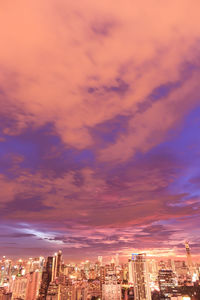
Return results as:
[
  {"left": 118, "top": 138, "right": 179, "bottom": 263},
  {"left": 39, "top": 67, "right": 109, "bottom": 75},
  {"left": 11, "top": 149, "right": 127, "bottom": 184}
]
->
[{"left": 185, "top": 241, "right": 193, "bottom": 269}]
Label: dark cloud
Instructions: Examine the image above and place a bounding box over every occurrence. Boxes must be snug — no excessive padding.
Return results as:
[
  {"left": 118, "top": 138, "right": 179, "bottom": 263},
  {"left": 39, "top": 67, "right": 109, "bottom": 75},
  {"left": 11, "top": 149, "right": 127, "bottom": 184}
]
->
[{"left": 0, "top": 233, "right": 36, "bottom": 238}]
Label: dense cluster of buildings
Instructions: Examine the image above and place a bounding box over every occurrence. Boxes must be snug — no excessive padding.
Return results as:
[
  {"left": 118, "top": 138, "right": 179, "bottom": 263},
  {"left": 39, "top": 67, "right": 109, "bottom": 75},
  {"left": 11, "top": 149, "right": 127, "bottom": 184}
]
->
[{"left": 0, "top": 242, "right": 199, "bottom": 299}]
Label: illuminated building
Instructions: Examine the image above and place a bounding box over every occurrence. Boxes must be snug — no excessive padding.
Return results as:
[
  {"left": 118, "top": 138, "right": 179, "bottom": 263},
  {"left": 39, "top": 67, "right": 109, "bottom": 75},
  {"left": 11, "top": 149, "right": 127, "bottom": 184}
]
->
[
  {"left": 59, "top": 284, "right": 76, "bottom": 300},
  {"left": 88, "top": 269, "right": 96, "bottom": 280},
  {"left": 11, "top": 275, "right": 27, "bottom": 299},
  {"left": 46, "top": 282, "right": 60, "bottom": 300},
  {"left": 174, "top": 261, "right": 187, "bottom": 282},
  {"left": 75, "top": 286, "right": 88, "bottom": 300},
  {"left": 98, "top": 256, "right": 103, "bottom": 267},
  {"left": 87, "top": 280, "right": 101, "bottom": 298},
  {"left": 100, "top": 266, "right": 106, "bottom": 285},
  {"left": 148, "top": 259, "right": 158, "bottom": 284},
  {"left": 26, "top": 257, "right": 44, "bottom": 274},
  {"left": 102, "top": 274, "right": 121, "bottom": 300},
  {"left": 158, "top": 269, "right": 176, "bottom": 298},
  {"left": 39, "top": 256, "right": 53, "bottom": 299},
  {"left": 25, "top": 270, "right": 42, "bottom": 300},
  {"left": 52, "top": 251, "right": 62, "bottom": 282},
  {"left": 122, "top": 265, "right": 128, "bottom": 282},
  {"left": 128, "top": 259, "right": 134, "bottom": 284},
  {"left": 131, "top": 253, "right": 151, "bottom": 300},
  {"left": 83, "top": 260, "right": 90, "bottom": 280},
  {"left": 116, "top": 253, "right": 119, "bottom": 266},
  {"left": 1, "top": 251, "right": 200, "bottom": 300},
  {"left": 111, "top": 257, "right": 115, "bottom": 271},
  {"left": 185, "top": 242, "right": 193, "bottom": 273},
  {"left": 46, "top": 282, "right": 77, "bottom": 300},
  {"left": 0, "top": 287, "right": 11, "bottom": 300},
  {"left": 171, "top": 297, "right": 191, "bottom": 300}
]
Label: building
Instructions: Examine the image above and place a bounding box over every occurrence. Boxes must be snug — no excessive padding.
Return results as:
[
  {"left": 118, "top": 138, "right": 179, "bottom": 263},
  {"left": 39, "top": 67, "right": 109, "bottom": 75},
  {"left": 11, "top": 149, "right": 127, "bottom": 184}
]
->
[
  {"left": 0, "top": 288, "right": 11, "bottom": 300},
  {"left": 11, "top": 275, "right": 27, "bottom": 299},
  {"left": 87, "top": 280, "right": 101, "bottom": 299},
  {"left": 39, "top": 256, "right": 53, "bottom": 299},
  {"left": 59, "top": 284, "right": 76, "bottom": 300},
  {"left": 102, "top": 274, "right": 121, "bottom": 300},
  {"left": 52, "top": 251, "right": 62, "bottom": 282},
  {"left": 100, "top": 266, "right": 106, "bottom": 285},
  {"left": 185, "top": 242, "right": 193, "bottom": 275},
  {"left": 131, "top": 253, "right": 151, "bottom": 300},
  {"left": 148, "top": 259, "right": 158, "bottom": 284},
  {"left": 158, "top": 269, "right": 176, "bottom": 298},
  {"left": 116, "top": 254, "right": 119, "bottom": 266},
  {"left": 46, "top": 282, "right": 60, "bottom": 300},
  {"left": 128, "top": 259, "right": 134, "bottom": 284},
  {"left": 25, "top": 270, "right": 41, "bottom": 300},
  {"left": 98, "top": 256, "right": 103, "bottom": 267},
  {"left": 171, "top": 297, "right": 191, "bottom": 300}
]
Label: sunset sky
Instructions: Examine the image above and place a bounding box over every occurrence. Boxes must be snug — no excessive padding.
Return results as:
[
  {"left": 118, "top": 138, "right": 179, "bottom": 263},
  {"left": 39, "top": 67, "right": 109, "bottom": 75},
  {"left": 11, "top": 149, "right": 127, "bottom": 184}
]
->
[{"left": 0, "top": 0, "right": 200, "bottom": 261}]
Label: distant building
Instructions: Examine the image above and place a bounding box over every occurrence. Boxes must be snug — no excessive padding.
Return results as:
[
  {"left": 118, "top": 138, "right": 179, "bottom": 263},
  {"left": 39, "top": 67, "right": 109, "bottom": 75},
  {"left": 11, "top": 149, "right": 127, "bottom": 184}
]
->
[
  {"left": 128, "top": 259, "right": 134, "bottom": 284},
  {"left": 100, "top": 266, "right": 106, "bottom": 285},
  {"left": 98, "top": 256, "right": 103, "bottom": 267},
  {"left": 185, "top": 242, "right": 193, "bottom": 274},
  {"left": 116, "top": 253, "right": 119, "bottom": 266}
]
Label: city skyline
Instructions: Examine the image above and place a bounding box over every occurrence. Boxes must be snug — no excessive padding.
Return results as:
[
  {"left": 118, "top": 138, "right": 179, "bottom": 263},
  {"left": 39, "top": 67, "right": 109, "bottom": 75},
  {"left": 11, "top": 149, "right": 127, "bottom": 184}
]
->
[
  {"left": 0, "top": 243, "right": 199, "bottom": 265},
  {"left": 0, "top": 245, "right": 199, "bottom": 299},
  {"left": 1, "top": 0, "right": 200, "bottom": 261}
]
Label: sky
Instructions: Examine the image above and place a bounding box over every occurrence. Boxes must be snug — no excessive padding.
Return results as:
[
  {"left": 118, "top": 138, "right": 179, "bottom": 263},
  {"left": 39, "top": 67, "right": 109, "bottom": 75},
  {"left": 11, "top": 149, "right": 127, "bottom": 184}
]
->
[{"left": 0, "top": 0, "right": 200, "bottom": 262}]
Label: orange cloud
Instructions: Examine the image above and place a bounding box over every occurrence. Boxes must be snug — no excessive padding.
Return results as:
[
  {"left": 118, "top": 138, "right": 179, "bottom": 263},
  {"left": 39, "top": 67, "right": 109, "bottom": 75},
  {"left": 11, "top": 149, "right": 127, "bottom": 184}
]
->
[{"left": 0, "top": 0, "right": 200, "bottom": 157}]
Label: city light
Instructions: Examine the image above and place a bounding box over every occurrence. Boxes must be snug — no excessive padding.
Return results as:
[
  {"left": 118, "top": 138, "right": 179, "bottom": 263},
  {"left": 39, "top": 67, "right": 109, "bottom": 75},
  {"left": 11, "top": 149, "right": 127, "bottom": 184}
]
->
[{"left": 0, "top": 242, "right": 199, "bottom": 299}]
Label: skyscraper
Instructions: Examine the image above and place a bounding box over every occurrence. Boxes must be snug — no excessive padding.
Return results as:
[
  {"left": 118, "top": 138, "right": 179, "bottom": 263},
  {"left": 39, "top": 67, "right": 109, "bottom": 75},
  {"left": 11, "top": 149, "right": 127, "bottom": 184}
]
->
[
  {"left": 98, "top": 256, "right": 103, "bottom": 267},
  {"left": 116, "top": 253, "right": 119, "bottom": 266},
  {"left": 131, "top": 253, "right": 151, "bottom": 300},
  {"left": 51, "top": 250, "right": 62, "bottom": 282},
  {"left": 39, "top": 256, "right": 53, "bottom": 299},
  {"left": 56, "top": 250, "right": 62, "bottom": 278},
  {"left": 128, "top": 259, "right": 134, "bottom": 284},
  {"left": 185, "top": 241, "right": 193, "bottom": 270},
  {"left": 25, "top": 270, "right": 42, "bottom": 300}
]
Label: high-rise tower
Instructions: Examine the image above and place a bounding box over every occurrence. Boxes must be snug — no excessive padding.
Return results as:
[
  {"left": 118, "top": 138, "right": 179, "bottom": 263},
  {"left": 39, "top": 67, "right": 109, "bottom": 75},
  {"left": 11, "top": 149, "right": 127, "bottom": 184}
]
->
[
  {"left": 52, "top": 250, "right": 62, "bottom": 281},
  {"left": 39, "top": 256, "right": 53, "bottom": 299},
  {"left": 98, "top": 256, "right": 103, "bottom": 266},
  {"left": 131, "top": 253, "right": 151, "bottom": 300},
  {"left": 185, "top": 241, "right": 193, "bottom": 269},
  {"left": 115, "top": 253, "right": 119, "bottom": 266}
]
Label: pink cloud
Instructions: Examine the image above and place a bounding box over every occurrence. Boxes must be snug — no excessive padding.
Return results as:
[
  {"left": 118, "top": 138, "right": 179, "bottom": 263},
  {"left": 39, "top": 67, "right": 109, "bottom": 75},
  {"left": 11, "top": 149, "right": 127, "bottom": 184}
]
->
[{"left": 0, "top": 0, "right": 200, "bottom": 156}]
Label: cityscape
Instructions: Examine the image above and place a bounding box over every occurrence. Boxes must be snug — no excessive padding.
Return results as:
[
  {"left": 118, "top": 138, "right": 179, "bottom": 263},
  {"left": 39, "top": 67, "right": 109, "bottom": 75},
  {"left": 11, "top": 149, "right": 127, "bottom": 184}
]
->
[
  {"left": 0, "top": 242, "right": 199, "bottom": 299},
  {"left": 1, "top": 1, "right": 200, "bottom": 300}
]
